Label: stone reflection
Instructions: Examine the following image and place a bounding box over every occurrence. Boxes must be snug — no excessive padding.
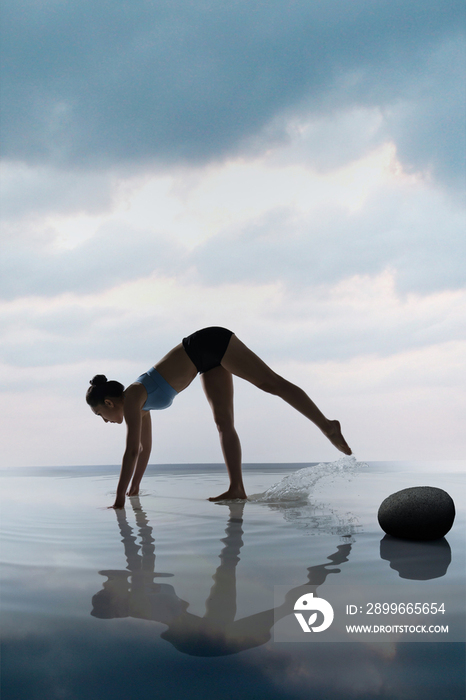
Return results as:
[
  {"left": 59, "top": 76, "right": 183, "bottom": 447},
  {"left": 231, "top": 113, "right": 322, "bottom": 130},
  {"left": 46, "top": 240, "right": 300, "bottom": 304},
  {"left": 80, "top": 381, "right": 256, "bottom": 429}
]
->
[
  {"left": 380, "top": 535, "right": 452, "bottom": 580},
  {"left": 91, "top": 498, "right": 353, "bottom": 656}
]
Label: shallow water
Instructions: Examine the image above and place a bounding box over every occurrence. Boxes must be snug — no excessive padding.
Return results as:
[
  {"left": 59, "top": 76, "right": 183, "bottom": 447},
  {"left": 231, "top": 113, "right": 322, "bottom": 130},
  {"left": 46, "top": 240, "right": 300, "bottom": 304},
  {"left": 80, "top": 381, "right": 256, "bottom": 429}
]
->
[{"left": 1, "top": 459, "right": 465, "bottom": 699}]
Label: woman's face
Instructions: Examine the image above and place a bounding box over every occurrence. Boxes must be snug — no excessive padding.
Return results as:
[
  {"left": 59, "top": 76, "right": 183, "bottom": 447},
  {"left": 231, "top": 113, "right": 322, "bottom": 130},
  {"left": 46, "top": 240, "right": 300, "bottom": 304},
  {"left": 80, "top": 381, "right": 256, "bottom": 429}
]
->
[{"left": 92, "top": 398, "right": 124, "bottom": 424}]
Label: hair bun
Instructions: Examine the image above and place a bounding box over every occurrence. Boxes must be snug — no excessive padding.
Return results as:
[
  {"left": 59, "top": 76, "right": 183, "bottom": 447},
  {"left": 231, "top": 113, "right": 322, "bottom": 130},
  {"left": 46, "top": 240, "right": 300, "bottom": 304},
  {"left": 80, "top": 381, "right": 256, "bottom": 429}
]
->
[{"left": 90, "top": 375, "right": 107, "bottom": 386}]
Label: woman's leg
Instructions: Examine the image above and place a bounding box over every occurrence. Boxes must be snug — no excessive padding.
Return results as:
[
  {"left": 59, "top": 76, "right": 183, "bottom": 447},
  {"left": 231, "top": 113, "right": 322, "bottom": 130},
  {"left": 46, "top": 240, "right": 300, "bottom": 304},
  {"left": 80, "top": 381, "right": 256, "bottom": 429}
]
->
[
  {"left": 200, "top": 365, "right": 247, "bottom": 501},
  {"left": 221, "top": 335, "right": 352, "bottom": 455}
]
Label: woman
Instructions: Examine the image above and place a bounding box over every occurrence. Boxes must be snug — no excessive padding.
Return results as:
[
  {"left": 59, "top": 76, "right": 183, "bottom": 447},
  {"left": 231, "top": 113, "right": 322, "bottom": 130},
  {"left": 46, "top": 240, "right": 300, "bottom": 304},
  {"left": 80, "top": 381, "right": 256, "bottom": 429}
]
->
[{"left": 86, "top": 327, "right": 351, "bottom": 509}]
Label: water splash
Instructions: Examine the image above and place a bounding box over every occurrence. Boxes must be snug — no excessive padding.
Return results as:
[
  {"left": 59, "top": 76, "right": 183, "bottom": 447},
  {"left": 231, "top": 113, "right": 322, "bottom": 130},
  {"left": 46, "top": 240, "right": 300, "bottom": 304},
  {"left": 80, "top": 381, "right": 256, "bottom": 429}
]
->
[
  {"left": 248, "top": 456, "right": 367, "bottom": 537},
  {"left": 249, "top": 456, "right": 367, "bottom": 504}
]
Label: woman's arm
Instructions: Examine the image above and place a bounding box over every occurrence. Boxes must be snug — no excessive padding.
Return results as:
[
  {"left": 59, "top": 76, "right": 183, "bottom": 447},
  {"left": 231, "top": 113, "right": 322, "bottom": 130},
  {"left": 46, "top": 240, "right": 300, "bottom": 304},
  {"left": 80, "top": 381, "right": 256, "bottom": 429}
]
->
[
  {"left": 127, "top": 412, "right": 152, "bottom": 496},
  {"left": 111, "top": 398, "right": 143, "bottom": 509}
]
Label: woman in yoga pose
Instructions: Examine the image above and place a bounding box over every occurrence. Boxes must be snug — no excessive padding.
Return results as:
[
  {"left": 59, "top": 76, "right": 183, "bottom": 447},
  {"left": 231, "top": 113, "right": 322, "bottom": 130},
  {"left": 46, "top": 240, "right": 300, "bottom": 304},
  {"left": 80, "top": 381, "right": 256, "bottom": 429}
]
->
[{"left": 86, "top": 327, "right": 351, "bottom": 509}]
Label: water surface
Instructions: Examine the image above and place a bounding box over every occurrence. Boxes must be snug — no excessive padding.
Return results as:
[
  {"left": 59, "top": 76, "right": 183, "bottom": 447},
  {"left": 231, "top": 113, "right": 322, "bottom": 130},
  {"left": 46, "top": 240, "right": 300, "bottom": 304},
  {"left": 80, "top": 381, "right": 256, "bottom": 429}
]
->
[{"left": 1, "top": 459, "right": 464, "bottom": 699}]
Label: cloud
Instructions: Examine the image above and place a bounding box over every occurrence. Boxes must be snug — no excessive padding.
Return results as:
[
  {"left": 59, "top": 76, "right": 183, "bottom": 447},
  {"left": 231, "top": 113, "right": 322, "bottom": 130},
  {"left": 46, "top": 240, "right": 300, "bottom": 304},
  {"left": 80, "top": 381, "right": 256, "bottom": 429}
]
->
[
  {"left": 1, "top": 0, "right": 464, "bottom": 190},
  {"left": 2, "top": 269, "right": 465, "bottom": 371},
  {"left": 379, "top": 37, "right": 466, "bottom": 194},
  {"left": 2, "top": 138, "right": 464, "bottom": 304},
  {"left": 1, "top": 1, "right": 465, "bottom": 467},
  {"left": 0, "top": 218, "right": 186, "bottom": 299},
  {"left": 192, "top": 181, "right": 466, "bottom": 294},
  {"left": 0, "top": 162, "right": 117, "bottom": 221}
]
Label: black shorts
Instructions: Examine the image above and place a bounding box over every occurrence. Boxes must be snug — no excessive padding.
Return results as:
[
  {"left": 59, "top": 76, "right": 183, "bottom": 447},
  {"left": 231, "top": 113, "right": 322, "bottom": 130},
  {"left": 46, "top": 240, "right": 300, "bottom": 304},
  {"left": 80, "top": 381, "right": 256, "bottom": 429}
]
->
[{"left": 182, "top": 327, "right": 234, "bottom": 374}]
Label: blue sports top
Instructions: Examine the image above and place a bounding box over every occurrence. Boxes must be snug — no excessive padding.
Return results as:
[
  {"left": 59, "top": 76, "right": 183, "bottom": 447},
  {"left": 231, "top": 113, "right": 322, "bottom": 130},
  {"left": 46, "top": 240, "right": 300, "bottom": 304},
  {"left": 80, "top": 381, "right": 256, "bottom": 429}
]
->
[{"left": 135, "top": 366, "right": 178, "bottom": 411}]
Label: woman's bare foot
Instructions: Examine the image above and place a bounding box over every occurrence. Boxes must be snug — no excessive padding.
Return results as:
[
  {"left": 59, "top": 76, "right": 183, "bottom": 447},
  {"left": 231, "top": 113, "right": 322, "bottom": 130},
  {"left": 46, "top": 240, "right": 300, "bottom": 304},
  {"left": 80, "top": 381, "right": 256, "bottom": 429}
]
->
[
  {"left": 323, "top": 420, "right": 352, "bottom": 455},
  {"left": 208, "top": 488, "right": 247, "bottom": 502},
  {"left": 127, "top": 486, "right": 139, "bottom": 497}
]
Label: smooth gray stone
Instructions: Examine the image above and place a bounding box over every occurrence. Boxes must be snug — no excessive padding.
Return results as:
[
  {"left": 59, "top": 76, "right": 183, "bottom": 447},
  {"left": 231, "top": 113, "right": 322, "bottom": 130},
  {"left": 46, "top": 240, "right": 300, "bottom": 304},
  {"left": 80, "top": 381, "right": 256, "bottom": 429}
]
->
[{"left": 377, "top": 486, "right": 455, "bottom": 541}]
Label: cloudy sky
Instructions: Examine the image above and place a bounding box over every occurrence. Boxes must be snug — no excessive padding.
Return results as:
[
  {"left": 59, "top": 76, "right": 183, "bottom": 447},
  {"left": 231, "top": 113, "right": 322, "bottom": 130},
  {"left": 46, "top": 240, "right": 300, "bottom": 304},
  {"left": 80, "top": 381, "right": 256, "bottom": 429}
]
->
[{"left": 1, "top": 0, "right": 465, "bottom": 468}]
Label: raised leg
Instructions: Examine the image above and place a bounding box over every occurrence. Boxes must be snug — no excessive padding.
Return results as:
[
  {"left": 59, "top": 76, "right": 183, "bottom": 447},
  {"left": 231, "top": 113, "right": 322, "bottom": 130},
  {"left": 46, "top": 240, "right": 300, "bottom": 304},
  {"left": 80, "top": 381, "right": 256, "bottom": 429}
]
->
[
  {"left": 221, "top": 335, "right": 352, "bottom": 455},
  {"left": 200, "top": 365, "right": 247, "bottom": 501}
]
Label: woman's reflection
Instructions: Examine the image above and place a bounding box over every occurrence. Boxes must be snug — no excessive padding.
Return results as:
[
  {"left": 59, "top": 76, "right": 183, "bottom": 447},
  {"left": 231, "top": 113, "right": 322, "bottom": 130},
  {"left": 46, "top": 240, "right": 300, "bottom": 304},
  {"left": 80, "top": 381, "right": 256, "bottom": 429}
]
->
[
  {"left": 91, "top": 501, "right": 182, "bottom": 623},
  {"left": 91, "top": 497, "right": 353, "bottom": 656}
]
